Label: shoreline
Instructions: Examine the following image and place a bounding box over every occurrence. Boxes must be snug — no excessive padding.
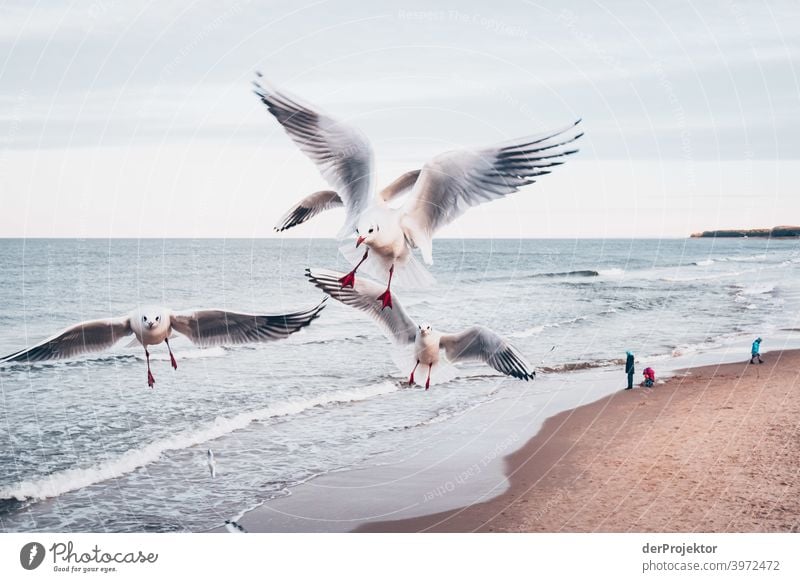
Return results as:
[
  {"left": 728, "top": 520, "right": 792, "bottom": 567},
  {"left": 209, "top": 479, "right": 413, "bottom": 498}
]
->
[{"left": 357, "top": 350, "right": 800, "bottom": 532}]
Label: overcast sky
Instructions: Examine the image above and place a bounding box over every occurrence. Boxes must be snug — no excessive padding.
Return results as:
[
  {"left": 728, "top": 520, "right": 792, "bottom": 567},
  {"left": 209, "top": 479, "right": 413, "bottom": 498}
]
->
[{"left": 1, "top": 0, "right": 798, "bottom": 238}]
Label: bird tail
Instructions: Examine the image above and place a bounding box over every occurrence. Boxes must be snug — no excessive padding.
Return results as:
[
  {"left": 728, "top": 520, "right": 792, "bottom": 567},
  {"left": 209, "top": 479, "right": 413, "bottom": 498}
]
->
[{"left": 396, "top": 252, "right": 436, "bottom": 289}]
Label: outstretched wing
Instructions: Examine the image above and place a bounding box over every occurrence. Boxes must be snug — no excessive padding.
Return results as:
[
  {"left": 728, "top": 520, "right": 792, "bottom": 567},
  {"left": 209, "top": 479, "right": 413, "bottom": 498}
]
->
[
  {"left": 253, "top": 78, "right": 374, "bottom": 235},
  {"left": 377, "top": 170, "right": 421, "bottom": 203},
  {"left": 274, "top": 190, "right": 343, "bottom": 232},
  {"left": 1, "top": 317, "right": 132, "bottom": 363},
  {"left": 305, "top": 268, "right": 417, "bottom": 345},
  {"left": 170, "top": 300, "right": 326, "bottom": 347},
  {"left": 440, "top": 326, "right": 535, "bottom": 381},
  {"left": 401, "top": 121, "right": 582, "bottom": 262}
]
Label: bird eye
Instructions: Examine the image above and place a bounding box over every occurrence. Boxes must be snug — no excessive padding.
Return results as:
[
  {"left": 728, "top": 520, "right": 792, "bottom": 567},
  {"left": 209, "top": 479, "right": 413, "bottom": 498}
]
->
[
  {"left": 368, "top": 228, "right": 374, "bottom": 234},
  {"left": 156, "top": 316, "right": 160, "bottom": 322},
  {"left": 142, "top": 316, "right": 147, "bottom": 322}
]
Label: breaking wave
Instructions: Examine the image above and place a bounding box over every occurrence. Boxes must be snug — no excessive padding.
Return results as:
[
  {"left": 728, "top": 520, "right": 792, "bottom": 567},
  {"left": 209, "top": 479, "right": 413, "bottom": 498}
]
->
[{"left": 0, "top": 382, "right": 398, "bottom": 502}]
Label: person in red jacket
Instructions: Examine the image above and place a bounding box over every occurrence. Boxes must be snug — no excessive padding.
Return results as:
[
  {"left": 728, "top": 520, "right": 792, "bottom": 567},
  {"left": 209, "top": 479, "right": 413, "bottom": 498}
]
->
[{"left": 642, "top": 367, "right": 655, "bottom": 388}]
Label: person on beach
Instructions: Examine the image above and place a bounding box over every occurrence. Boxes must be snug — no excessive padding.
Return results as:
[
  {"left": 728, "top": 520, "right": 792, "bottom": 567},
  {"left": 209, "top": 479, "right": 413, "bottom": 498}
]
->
[
  {"left": 750, "top": 337, "right": 764, "bottom": 364},
  {"left": 624, "top": 351, "right": 635, "bottom": 390},
  {"left": 642, "top": 366, "right": 655, "bottom": 388}
]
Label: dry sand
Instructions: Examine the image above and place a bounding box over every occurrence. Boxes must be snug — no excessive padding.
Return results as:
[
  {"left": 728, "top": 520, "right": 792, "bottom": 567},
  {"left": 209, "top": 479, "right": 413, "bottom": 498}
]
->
[{"left": 358, "top": 350, "right": 800, "bottom": 532}]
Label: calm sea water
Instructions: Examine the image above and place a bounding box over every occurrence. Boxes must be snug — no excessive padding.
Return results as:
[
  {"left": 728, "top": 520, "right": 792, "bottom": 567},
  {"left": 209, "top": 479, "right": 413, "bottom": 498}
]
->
[{"left": 1, "top": 237, "right": 799, "bottom": 532}]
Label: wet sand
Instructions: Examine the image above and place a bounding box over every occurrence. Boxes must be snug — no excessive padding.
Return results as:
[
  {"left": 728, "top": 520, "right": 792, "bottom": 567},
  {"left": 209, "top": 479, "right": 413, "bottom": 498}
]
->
[{"left": 358, "top": 350, "right": 800, "bottom": 532}]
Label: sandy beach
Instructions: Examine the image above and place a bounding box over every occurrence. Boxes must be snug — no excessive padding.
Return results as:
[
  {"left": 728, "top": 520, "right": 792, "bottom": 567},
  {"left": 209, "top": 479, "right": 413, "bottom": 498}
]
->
[{"left": 359, "top": 350, "right": 800, "bottom": 532}]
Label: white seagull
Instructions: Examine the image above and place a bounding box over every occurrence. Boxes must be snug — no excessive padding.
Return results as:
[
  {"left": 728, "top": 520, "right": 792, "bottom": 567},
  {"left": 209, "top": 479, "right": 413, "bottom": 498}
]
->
[
  {"left": 255, "top": 77, "right": 582, "bottom": 309},
  {"left": 307, "top": 268, "right": 534, "bottom": 389},
  {"left": 224, "top": 520, "right": 247, "bottom": 533},
  {"left": 207, "top": 449, "right": 216, "bottom": 478},
  {"left": 1, "top": 300, "right": 326, "bottom": 387}
]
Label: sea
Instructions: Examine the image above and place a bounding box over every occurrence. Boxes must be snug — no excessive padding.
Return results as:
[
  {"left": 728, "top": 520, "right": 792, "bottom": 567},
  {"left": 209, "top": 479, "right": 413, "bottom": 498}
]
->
[{"left": 1, "top": 237, "right": 799, "bottom": 532}]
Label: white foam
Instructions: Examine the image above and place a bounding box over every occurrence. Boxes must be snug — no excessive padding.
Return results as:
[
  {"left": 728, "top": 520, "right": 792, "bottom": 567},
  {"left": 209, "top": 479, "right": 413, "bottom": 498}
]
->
[
  {"left": 713, "top": 253, "right": 768, "bottom": 263},
  {"left": 738, "top": 283, "right": 776, "bottom": 296},
  {"left": 511, "top": 325, "right": 545, "bottom": 338},
  {"left": 597, "top": 268, "right": 625, "bottom": 278},
  {"left": 661, "top": 268, "right": 753, "bottom": 283},
  {"left": 693, "top": 259, "right": 715, "bottom": 267},
  {"left": 0, "top": 382, "right": 398, "bottom": 501},
  {"left": 510, "top": 315, "right": 587, "bottom": 338}
]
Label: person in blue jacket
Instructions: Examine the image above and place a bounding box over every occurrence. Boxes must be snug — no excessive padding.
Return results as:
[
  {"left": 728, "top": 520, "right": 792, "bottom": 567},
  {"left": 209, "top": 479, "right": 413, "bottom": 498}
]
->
[
  {"left": 750, "top": 337, "right": 763, "bottom": 364},
  {"left": 624, "top": 351, "right": 635, "bottom": 390}
]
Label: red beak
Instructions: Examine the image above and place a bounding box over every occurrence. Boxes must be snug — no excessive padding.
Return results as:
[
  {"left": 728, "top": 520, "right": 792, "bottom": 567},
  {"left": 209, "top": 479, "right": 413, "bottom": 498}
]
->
[{"left": 356, "top": 236, "right": 366, "bottom": 247}]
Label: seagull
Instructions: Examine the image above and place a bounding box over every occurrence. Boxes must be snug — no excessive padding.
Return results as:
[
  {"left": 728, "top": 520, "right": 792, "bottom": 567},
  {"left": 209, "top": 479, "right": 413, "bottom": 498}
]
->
[
  {"left": 0, "top": 300, "right": 326, "bottom": 387},
  {"left": 207, "top": 449, "right": 216, "bottom": 478},
  {"left": 307, "top": 268, "right": 534, "bottom": 389},
  {"left": 255, "top": 77, "right": 582, "bottom": 309},
  {"left": 224, "top": 520, "right": 247, "bottom": 533}
]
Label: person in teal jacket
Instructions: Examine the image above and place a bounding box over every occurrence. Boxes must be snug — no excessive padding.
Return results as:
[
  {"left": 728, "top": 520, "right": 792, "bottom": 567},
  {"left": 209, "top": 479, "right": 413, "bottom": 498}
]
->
[
  {"left": 624, "top": 351, "right": 635, "bottom": 390},
  {"left": 750, "top": 337, "right": 763, "bottom": 364}
]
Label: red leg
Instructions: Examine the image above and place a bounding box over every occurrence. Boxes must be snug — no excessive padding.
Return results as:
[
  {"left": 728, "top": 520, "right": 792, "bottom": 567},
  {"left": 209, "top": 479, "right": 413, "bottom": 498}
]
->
[
  {"left": 377, "top": 264, "right": 395, "bottom": 310},
  {"left": 408, "top": 360, "right": 420, "bottom": 385},
  {"left": 145, "top": 348, "right": 155, "bottom": 388},
  {"left": 165, "top": 338, "right": 178, "bottom": 370},
  {"left": 425, "top": 364, "right": 432, "bottom": 390},
  {"left": 339, "top": 250, "right": 369, "bottom": 288}
]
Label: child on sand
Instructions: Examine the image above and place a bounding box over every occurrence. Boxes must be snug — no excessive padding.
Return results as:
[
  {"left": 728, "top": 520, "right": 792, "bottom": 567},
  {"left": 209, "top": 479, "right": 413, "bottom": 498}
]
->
[
  {"left": 750, "top": 337, "right": 764, "bottom": 364},
  {"left": 642, "top": 367, "right": 655, "bottom": 388}
]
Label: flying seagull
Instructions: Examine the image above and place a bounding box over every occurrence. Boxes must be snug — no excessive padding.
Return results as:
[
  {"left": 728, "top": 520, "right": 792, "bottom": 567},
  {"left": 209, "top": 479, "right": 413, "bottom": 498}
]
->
[
  {"left": 224, "top": 520, "right": 247, "bottom": 533},
  {"left": 306, "top": 268, "right": 534, "bottom": 389},
  {"left": 207, "top": 449, "right": 216, "bottom": 478},
  {"left": 1, "top": 299, "right": 327, "bottom": 387},
  {"left": 255, "top": 77, "right": 582, "bottom": 309}
]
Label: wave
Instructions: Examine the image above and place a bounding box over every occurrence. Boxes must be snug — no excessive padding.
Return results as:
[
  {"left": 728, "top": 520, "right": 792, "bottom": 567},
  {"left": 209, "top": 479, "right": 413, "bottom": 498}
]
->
[
  {"left": 660, "top": 268, "right": 757, "bottom": 283},
  {"left": 692, "top": 259, "right": 715, "bottom": 266},
  {"left": 511, "top": 315, "right": 588, "bottom": 338},
  {"left": 735, "top": 283, "right": 777, "bottom": 296},
  {"left": 669, "top": 331, "right": 745, "bottom": 357},
  {"left": 529, "top": 269, "right": 599, "bottom": 278},
  {"left": 717, "top": 253, "right": 767, "bottom": 263},
  {"left": 540, "top": 358, "right": 625, "bottom": 373},
  {"left": 0, "top": 382, "right": 398, "bottom": 502}
]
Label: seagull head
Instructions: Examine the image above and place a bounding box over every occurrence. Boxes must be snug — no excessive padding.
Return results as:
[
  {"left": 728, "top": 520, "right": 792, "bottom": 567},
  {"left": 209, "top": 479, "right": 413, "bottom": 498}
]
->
[
  {"left": 355, "top": 224, "right": 379, "bottom": 247},
  {"left": 418, "top": 323, "right": 433, "bottom": 337},
  {"left": 139, "top": 308, "right": 168, "bottom": 331},
  {"left": 355, "top": 212, "right": 383, "bottom": 248}
]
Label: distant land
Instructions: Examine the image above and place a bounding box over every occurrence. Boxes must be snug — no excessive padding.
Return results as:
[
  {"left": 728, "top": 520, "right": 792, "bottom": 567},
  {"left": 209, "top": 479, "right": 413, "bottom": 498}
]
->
[{"left": 690, "top": 225, "right": 800, "bottom": 238}]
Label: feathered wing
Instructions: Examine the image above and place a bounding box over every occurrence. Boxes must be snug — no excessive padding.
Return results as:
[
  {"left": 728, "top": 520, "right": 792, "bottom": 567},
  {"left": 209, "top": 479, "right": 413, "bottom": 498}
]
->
[
  {"left": 1, "top": 317, "right": 133, "bottom": 363},
  {"left": 274, "top": 190, "right": 343, "bottom": 232},
  {"left": 439, "top": 325, "right": 535, "bottom": 381},
  {"left": 169, "top": 300, "right": 326, "bottom": 347},
  {"left": 401, "top": 121, "right": 582, "bottom": 263},
  {"left": 253, "top": 79, "right": 374, "bottom": 235},
  {"left": 305, "top": 268, "right": 417, "bottom": 345},
  {"left": 377, "top": 170, "right": 421, "bottom": 203}
]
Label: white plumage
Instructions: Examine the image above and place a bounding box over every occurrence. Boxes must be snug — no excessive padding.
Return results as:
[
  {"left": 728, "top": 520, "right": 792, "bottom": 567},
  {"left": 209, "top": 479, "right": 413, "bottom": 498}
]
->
[
  {"left": 1, "top": 300, "right": 326, "bottom": 387},
  {"left": 255, "top": 78, "right": 581, "bottom": 309},
  {"left": 307, "top": 268, "right": 535, "bottom": 388}
]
